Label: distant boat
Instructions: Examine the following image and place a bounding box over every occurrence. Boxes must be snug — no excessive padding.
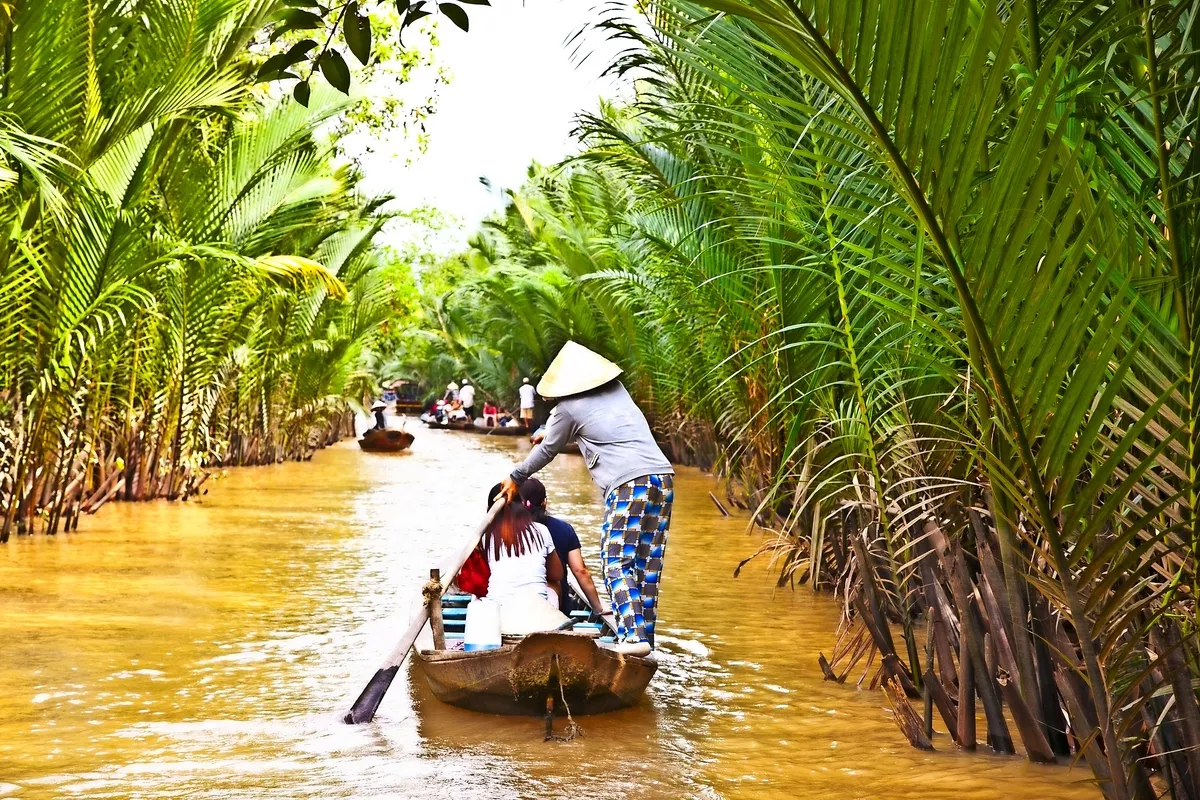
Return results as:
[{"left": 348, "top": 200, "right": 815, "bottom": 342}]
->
[
  {"left": 385, "top": 378, "right": 428, "bottom": 416},
  {"left": 357, "top": 429, "right": 414, "bottom": 452},
  {"left": 420, "top": 418, "right": 529, "bottom": 436},
  {"left": 468, "top": 423, "right": 527, "bottom": 437},
  {"left": 421, "top": 415, "right": 471, "bottom": 431},
  {"left": 529, "top": 425, "right": 580, "bottom": 455}
]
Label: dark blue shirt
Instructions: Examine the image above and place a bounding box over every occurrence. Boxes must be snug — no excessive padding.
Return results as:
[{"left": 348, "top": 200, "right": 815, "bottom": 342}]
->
[{"left": 541, "top": 514, "right": 581, "bottom": 613}]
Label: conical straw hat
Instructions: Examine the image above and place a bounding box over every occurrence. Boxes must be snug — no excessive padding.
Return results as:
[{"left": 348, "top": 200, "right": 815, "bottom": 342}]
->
[{"left": 536, "top": 341, "right": 622, "bottom": 398}]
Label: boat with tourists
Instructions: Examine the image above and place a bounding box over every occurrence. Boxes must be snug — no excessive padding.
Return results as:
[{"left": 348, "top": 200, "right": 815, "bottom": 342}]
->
[
  {"left": 414, "top": 590, "right": 655, "bottom": 716},
  {"left": 420, "top": 413, "right": 529, "bottom": 437},
  {"left": 467, "top": 423, "right": 527, "bottom": 437},
  {"left": 342, "top": 497, "right": 655, "bottom": 727},
  {"left": 384, "top": 379, "right": 427, "bottom": 417},
  {"left": 422, "top": 416, "right": 471, "bottom": 431},
  {"left": 530, "top": 424, "right": 580, "bottom": 455}
]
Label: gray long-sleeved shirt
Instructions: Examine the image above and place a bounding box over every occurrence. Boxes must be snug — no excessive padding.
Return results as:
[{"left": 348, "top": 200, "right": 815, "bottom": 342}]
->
[{"left": 510, "top": 381, "right": 673, "bottom": 497}]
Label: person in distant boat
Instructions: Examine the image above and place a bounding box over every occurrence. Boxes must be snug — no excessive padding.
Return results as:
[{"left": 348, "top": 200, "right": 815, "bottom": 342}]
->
[
  {"left": 367, "top": 400, "right": 387, "bottom": 433},
  {"left": 482, "top": 399, "right": 498, "bottom": 427},
  {"left": 482, "top": 483, "right": 568, "bottom": 635},
  {"left": 443, "top": 381, "right": 459, "bottom": 404},
  {"left": 519, "top": 478, "right": 606, "bottom": 618},
  {"left": 459, "top": 379, "right": 476, "bottom": 422},
  {"left": 447, "top": 399, "right": 468, "bottom": 423},
  {"left": 519, "top": 376, "right": 536, "bottom": 428},
  {"left": 498, "top": 341, "right": 674, "bottom": 657}
]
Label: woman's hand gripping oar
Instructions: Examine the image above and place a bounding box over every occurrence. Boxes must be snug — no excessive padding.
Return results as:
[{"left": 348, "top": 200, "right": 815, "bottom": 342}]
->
[{"left": 342, "top": 497, "right": 506, "bottom": 724}]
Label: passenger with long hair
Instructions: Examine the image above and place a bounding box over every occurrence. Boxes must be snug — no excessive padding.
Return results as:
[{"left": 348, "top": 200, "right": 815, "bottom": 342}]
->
[{"left": 482, "top": 483, "right": 568, "bottom": 634}]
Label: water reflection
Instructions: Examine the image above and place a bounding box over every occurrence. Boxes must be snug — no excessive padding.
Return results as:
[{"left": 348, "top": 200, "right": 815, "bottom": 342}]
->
[{"left": 0, "top": 431, "right": 1098, "bottom": 798}]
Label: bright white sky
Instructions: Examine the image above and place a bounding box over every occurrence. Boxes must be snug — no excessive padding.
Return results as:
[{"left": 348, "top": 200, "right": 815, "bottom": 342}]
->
[{"left": 352, "top": 0, "right": 626, "bottom": 254}]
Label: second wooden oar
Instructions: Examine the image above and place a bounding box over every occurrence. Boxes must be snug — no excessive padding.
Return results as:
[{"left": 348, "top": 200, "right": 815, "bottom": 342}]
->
[{"left": 342, "top": 497, "right": 506, "bottom": 724}]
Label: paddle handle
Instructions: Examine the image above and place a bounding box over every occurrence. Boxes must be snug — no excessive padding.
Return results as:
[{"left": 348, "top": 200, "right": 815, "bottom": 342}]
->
[{"left": 343, "top": 497, "right": 507, "bottom": 724}]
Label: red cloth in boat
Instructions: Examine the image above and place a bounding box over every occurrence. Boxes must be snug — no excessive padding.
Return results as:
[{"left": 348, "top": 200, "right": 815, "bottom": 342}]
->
[{"left": 458, "top": 546, "right": 490, "bottom": 597}]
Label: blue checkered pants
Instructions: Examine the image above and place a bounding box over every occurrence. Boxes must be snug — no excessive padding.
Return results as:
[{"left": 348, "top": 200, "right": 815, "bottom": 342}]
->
[{"left": 601, "top": 474, "right": 674, "bottom": 645}]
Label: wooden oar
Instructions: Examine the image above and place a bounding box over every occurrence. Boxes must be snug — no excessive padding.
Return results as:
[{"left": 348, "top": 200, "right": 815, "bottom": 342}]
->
[{"left": 342, "top": 497, "right": 507, "bottom": 724}]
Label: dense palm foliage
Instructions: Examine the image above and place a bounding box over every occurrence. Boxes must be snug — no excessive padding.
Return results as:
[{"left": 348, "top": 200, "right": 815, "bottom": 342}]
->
[
  {"left": 0, "top": 1, "right": 405, "bottom": 539},
  {"left": 400, "top": 2, "right": 1200, "bottom": 796}
]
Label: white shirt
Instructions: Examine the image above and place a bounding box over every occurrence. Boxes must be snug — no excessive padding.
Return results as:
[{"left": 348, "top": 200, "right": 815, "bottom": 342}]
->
[
  {"left": 485, "top": 522, "right": 553, "bottom": 604},
  {"left": 459, "top": 384, "right": 475, "bottom": 407},
  {"left": 519, "top": 383, "right": 536, "bottom": 409}
]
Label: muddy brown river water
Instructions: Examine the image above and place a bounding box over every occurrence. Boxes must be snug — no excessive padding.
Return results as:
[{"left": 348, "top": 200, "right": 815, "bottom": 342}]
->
[{"left": 1, "top": 431, "right": 1100, "bottom": 798}]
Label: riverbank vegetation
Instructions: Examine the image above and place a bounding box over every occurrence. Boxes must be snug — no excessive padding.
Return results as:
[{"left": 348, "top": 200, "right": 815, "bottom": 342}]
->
[
  {"left": 397, "top": 2, "right": 1200, "bottom": 796},
  {"left": 0, "top": 1, "right": 416, "bottom": 539}
]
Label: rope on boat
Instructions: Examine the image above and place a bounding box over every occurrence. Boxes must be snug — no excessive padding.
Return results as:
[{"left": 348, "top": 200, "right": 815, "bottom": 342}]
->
[
  {"left": 543, "top": 654, "right": 584, "bottom": 743},
  {"left": 421, "top": 577, "right": 443, "bottom": 604},
  {"left": 555, "top": 678, "right": 584, "bottom": 741}
]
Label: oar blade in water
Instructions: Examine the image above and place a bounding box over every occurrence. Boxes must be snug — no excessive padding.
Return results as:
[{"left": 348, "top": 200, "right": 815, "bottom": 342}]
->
[{"left": 343, "top": 666, "right": 400, "bottom": 724}]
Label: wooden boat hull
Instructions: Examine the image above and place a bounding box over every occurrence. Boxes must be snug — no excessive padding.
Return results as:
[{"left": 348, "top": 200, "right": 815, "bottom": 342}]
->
[
  {"left": 528, "top": 428, "right": 580, "bottom": 454},
  {"left": 357, "top": 429, "right": 414, "bottom": 452},
  {"left": 469, "top": 423, "right": 527, "bottom": 436},
  {"left": 415, "top": 631, "right": 655, "bottom": 716},
  {"left": 423, "top": 419, "right": 471, "bottom": 431}
]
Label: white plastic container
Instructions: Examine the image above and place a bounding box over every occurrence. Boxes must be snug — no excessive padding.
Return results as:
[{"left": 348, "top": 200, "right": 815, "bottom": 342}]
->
[{"left": 463, "top": 597, "right": 501, "bottom": 651}]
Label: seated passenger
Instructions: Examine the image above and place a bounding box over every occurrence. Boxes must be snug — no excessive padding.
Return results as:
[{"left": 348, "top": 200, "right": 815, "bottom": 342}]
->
[
  {"left": 482, "top": 483, "right": 568, "bottom": 635},
  {"left": 482, "top": 400, "right": 498, "bottom": 427},
  {"left": 519, "top": 478, "right": 606, "bottom": 617}
]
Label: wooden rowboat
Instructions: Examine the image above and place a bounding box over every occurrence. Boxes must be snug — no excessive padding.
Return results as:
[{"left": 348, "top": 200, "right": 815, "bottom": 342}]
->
[
  {"left": 468, "top": 423, "right": 528, "bottom": 437},
  {"left": 342, "top": 500, "right": 649, "bottom": 726},
  {"left": 357, "top": 429, "right": 414, "bottom": 452},
  {"left": 413, "top": 588, "right": 656, "bottom": 716},
  {"left": 423, "top": 418, "right": 471, "bottom": 431},
  {"left": 528, "top": 426, "right": 581, "bottom": 455},
  {"left": 415, "top": 630, "right": 655, "bottom": 715}
]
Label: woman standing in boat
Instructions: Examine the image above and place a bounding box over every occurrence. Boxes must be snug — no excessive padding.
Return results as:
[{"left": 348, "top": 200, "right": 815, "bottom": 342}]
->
[{"left": 499, "top": 341, "right": 674, "bottom": 657}]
